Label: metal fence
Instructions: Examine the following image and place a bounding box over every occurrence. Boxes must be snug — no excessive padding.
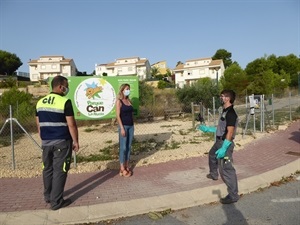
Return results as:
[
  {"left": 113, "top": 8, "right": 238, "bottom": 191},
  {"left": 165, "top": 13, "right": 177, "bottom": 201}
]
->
[{"left": 0, "top": 91, "right": 299, "bottom": 171}]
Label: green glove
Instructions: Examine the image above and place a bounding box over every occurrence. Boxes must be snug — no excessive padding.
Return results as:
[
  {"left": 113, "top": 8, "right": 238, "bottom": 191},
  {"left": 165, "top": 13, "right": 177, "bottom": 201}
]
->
[
  {"left": 198, "top": 125, "right": 217, "bottom": 133},
  {"left": 216, "top": 139, "right": 232, "bottom": 159}
]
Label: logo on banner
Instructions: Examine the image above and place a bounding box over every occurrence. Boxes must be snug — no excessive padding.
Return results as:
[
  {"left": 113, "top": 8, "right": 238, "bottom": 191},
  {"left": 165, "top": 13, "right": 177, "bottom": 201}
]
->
[{"left": 74, "top": 78, "right": 116, "bottom": 118}]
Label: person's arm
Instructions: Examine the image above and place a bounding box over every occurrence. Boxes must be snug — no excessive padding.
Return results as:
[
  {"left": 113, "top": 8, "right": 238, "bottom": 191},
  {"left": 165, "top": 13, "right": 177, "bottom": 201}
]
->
[
  {"left": 225, "top": 126, "right": 235, "bottom": 141},
  {"left": 35, "top": 116, "right": 41, "bottom": 138},
  {"left": 64, "top": 100, "right": 79, "bottom": 152},
  {"left": 66, "top": 116, "right": 79, "bottom": 152},
  {"left": 224, "top": 110, "right": 237, "bottom": 141},
  {"left": 116, "top": 99, "right": 126, "bottom": 137}
]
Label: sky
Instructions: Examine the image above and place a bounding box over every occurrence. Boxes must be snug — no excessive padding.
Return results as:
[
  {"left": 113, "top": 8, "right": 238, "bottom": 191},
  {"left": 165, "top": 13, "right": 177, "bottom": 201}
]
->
[{"left": 0, "top": 0, "right": 299, "bottom": 74}]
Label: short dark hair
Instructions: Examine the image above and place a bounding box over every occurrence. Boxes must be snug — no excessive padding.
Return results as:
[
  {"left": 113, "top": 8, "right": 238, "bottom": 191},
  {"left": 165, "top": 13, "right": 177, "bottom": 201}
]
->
[
  {"left": 221, "top": 90, "right": 236, "bottom": 104},
  {"left": 51, "top": 75, "right": 67, "bottom": 89}
]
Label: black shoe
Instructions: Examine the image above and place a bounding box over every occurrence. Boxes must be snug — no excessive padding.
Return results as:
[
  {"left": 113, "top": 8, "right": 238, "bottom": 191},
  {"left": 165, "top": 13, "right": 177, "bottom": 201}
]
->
[
  {"left": 45, "top": 199, "right": 50, "bottom": 204},
  {"left": 220, "top": 195, "right": 238, "bottom": 204},
  {"left": 51, "top": 199, "right": 72, "bottom": 210},
  {"left": 206, "top": 174, "right": 218, "bottom": 180}
]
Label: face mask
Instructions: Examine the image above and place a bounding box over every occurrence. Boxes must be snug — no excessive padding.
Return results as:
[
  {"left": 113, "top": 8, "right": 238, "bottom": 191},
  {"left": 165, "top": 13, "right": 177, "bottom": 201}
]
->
[
  {"left": 124, "top": 89, "right": 130, "bottom": 96},
  {"left": 62, "top": 86, "right": 69, "bottom": 96}
]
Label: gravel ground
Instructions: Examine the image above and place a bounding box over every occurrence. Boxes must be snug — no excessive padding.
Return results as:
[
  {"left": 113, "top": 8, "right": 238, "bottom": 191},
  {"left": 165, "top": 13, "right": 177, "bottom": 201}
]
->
[{"left": 0, "top": 119, "right": 275, "bottom": 178}]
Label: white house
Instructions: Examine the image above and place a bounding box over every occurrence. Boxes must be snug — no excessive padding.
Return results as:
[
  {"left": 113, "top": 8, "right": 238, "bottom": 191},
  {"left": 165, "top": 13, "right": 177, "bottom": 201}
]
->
[
  {"left": 28, "top": 55, "right": 77, "bottom": 82},
  {"left": 95, "top": 56, "right": 151, "bottom": 80},
  {"left": 173, "top": 57, "right": 225, "bottom": 88}
]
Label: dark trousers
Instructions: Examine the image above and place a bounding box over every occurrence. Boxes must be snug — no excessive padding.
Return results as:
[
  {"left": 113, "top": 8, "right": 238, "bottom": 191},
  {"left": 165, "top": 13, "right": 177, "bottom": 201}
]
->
[
  {"left": 42, "top": 140, "right": 72, "bottom": 208},
  {"left": 208, "top": 139, "right": 239, "bottom": 200},
  {"left": 208, "top": 140, "right": 222, "bottom": 179}
]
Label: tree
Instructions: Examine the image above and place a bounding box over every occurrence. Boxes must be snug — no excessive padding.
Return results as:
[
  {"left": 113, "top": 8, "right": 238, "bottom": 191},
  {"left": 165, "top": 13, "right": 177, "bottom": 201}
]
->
[
  {"left": 220, "top": 63, "right": 249, "bottom": 97},
  {"left": 0, "top": 50, "right": 23, "bottom": 75},
  {"left": 245, "top": 54, "right": 299, "bottom": 89},
  {"left": 212, "top": 49, "right": 232, "bottom": 68},
  {"left": 245, "top": 57, "right": 271, "bottom": 81},
  {"left": 176, "top": 77, "right": 218, "bottom": 109},
  {"left": 273, "top": 70, "right": 291, "bottom": 96},
  {"left": 76, "top": 70, "right": 93, "bottom": 76},
  {"left": 165, "top": 69, "right": 172, "bottom": 77},
  {"left": 150, "top": 67, "right": 160, "bottom": 78},
  {"left": 276, "top": 54, "right": 300, "bottom": 87},
  {"left": 246, "top": 70, "right": 276, "bottom": 96},
  {"left": 176, "top": 61, "right": 184, "bottom": 67}
]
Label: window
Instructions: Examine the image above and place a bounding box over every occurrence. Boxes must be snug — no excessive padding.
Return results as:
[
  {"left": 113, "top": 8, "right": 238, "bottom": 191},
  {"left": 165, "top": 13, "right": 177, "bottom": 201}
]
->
[
  {"left": 52, "top": 65, "right": 57, "bottom": 69},
  {"left": 41, "top": 65, "right": 46, "bottom": 69}
]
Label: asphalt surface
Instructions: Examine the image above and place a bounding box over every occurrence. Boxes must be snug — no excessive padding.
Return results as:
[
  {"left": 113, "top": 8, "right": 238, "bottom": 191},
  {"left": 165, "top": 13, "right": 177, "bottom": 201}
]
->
[
  {"left": 0, "top": 120, "right": 299, "bottom": 225},
  {"left": 92, "top": 176, "right": 300, "bottom": 225}
]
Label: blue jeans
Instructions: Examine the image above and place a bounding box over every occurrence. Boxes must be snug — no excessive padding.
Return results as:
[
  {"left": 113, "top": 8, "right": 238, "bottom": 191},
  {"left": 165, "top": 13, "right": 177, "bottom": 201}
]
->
[{"left": 118, "top": 125, "right": 134, "bottom": 164}]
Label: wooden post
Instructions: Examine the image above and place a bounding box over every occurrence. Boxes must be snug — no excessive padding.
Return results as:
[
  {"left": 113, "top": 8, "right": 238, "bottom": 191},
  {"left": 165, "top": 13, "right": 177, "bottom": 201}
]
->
[{"left": 191, "top": 102, "right": 195, "bottom": 128}]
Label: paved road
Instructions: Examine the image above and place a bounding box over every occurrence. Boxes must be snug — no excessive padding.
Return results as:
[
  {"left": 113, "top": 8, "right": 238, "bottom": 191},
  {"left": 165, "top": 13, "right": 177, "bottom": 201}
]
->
[{"left": 90, "top": 176, "right": 300, "bottom": 225}]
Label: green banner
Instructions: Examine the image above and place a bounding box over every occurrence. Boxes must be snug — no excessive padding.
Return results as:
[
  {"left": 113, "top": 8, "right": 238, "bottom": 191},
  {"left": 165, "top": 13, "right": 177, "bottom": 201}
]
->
[{"left": 59, "top": 76, "right": 139, "bottom": 120}]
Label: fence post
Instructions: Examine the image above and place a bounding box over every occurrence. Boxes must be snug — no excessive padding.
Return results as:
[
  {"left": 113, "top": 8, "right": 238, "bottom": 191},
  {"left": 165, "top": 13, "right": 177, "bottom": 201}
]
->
[
  {"left": 0, "top": 105, "right": 43, "bottom": 170},
  {"left": 213, "top": 97, "right": 216, "bottom": 126},
  {"left": 9, "top": 105, "right": 16, "bottom": 170},
  {"left": 191, "top": 102, "right": 195, "bottom": 128},
  {"left": 289, "top": 92, "right": 292, "bottom": 121},
  {"left": 271, "top": 94, "right": 274, "bottom": 126}
]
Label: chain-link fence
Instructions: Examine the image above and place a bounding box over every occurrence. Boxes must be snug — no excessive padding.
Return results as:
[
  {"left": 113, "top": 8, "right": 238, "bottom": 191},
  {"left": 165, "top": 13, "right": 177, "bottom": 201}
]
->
[{"left": 0, "top": 90, "right": 299, "bottom": 173}]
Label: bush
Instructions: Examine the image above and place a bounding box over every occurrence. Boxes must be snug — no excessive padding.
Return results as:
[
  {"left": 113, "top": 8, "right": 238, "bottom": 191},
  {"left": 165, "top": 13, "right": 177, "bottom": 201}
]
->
[
  {"left": 0, "top": 76, "right": 17, "bottom": 88},
  {"left": 157, "top": 80, "right": 175, "bottom": 89},
  {"left": 176, "top": 77, "right": 219, "bottom": 109},
  {"left": 139, "top": 81, "right": 154, "bottom": 106},
  {"left": 0, "top": 88, "right": 35, "bottom": 122}
]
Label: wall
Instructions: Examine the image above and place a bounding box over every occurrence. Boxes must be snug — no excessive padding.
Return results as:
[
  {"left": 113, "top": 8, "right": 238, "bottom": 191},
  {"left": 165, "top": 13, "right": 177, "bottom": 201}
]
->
[{"left": 0, "top": 85, "right": 49, "bottom": 97}]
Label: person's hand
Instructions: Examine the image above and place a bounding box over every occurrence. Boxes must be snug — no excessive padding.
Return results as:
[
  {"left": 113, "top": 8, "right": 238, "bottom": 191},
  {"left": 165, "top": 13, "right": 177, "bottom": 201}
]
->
[
  {"left": 216, "top": 139, "right": 232, "bottom": 159},
  {"left": 73, "top": 142, "right": 79, "bottom": 152},
  {"left": 121, "top": 127, "right": 126, "bottom": 137},
  {"left": 198, "top": 125, "right": 216, "bottom": 133}
]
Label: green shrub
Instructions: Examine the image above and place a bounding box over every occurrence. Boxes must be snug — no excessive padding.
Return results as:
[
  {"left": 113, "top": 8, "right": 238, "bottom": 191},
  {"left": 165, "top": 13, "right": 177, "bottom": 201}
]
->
[{"left": 0, "top": 88, "right": 35, "bottom": 121}]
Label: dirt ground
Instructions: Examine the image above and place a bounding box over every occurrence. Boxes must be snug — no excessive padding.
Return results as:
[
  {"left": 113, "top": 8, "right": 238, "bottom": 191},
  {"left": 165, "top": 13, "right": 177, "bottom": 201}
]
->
[{"left": 0, "top": 118, "right": 286, "bottom": 178}]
